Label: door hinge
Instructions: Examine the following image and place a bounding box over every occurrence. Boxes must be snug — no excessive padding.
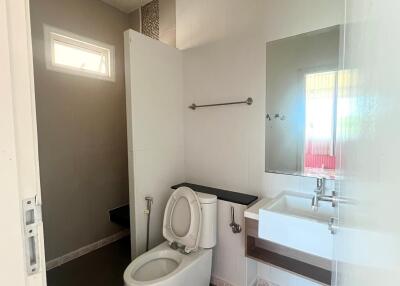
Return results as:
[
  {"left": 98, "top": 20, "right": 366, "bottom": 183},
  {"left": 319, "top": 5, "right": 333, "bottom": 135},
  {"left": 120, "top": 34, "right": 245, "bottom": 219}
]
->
[{"left": 23, "top": 196, "right": 42, "bottom": 275}]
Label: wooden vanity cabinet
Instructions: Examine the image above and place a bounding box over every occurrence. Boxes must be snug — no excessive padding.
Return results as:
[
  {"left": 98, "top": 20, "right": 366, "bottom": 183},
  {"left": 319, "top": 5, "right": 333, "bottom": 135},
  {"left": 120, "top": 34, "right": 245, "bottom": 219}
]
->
[{"left": 245, "top": 218, "right": 332, "bottom": 286}]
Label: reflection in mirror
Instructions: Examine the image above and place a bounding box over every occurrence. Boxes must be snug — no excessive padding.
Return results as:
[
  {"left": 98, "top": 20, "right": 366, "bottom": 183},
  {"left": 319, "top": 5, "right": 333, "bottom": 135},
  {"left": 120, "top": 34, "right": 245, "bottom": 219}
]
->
[{"left": 265, "top": 25, "right": 340, "bottom": 178}]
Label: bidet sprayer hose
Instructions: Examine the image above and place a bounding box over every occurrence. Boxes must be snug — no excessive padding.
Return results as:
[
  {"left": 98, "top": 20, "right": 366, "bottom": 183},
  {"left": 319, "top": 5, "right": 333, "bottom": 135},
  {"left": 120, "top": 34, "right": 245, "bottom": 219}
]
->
[{"left": 145, "top": 196, "right": 153, "bottom": 251}]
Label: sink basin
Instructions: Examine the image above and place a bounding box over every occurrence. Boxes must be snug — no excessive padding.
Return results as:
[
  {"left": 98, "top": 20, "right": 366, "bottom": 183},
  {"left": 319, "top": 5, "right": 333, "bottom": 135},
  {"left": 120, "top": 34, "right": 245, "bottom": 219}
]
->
[{"left": 258, "top": 192, "right": 334, "bottom": 259}]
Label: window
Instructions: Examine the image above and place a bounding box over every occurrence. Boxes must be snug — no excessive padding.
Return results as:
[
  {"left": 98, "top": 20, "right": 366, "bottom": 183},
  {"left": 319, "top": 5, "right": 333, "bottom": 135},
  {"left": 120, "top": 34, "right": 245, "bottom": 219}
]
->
[
  {"left": 304, "top": 71, "right": 337, "bottom": 170},
  {"left": 44, "top": 25, "right": 115, "bottom": 81}
]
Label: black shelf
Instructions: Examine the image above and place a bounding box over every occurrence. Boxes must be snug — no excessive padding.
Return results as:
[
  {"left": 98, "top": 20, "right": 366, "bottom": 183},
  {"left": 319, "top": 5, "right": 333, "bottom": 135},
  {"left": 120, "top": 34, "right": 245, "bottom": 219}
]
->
[
  {"left": 109, "top": 205, "right": 130, "bottom": 228},
  {"left": 171, "top": 182, "right": 258, "bottom": 206}
]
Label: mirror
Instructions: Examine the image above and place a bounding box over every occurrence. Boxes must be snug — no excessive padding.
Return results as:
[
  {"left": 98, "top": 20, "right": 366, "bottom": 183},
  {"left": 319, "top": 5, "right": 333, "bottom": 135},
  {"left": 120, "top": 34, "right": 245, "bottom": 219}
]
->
[{"left": 265, "top": 25, "right": 340, "bottom": 178}]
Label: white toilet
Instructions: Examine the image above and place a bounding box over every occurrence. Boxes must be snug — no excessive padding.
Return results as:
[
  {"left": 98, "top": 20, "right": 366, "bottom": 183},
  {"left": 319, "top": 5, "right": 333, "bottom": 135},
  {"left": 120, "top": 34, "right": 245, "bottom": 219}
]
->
[{"left": 123, "top": 186, "right": 217, "bottom": 286}]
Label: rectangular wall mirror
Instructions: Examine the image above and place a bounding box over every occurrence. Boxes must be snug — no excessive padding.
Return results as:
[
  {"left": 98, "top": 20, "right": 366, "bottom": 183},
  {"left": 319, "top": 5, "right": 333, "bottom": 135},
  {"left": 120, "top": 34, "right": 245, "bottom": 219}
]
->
[{"left": 265, "top": 25, "right": 341, "bottom": 179}]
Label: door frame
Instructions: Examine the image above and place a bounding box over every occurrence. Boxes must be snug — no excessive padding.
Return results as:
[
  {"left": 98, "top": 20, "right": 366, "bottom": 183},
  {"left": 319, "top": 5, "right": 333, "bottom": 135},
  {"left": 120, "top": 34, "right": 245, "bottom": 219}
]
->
[{"left": 0, "top": 0, "right": 46, "bottom": 285}]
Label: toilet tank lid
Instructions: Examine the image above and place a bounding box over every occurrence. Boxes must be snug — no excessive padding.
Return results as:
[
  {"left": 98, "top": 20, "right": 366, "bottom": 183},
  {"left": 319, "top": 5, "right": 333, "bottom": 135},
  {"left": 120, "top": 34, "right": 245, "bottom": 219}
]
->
[{"left": 196, "top": 192, "right": 217, "bottom": 204}]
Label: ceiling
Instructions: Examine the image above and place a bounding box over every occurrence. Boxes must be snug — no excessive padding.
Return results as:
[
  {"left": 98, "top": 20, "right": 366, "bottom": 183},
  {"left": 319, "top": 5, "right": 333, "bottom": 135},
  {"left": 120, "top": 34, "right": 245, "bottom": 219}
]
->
[{"left": 100, "top": 0, "right": 153, "bottom": 14}]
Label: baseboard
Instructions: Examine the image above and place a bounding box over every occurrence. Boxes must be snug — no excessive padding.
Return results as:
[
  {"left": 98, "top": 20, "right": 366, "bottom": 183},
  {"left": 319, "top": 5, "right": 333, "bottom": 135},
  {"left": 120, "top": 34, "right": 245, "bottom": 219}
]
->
[
  {"left": 256, "top": 277, "right": 279, "bottom": 286},
  {"left": 210, "top": 276, "right": 273, "bottom": 286},
  {"left": 248, "top": 277, "right": 258, "bottom": 286},
  {"left": 211, "top": 275, "right": 236, "bottom": 286},
  {"left": 211, "top": 276, "right": 264, "bottom": 286},
  {"left": 46, "top": 229, "right": 130, "bottom": 270}
]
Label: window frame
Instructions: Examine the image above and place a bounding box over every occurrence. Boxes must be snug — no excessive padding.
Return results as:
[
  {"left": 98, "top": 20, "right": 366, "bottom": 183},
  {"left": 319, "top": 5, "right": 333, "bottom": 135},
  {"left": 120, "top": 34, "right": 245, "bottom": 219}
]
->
[{"left": 44, "top": 25, "right": 115, "bottom": 81}]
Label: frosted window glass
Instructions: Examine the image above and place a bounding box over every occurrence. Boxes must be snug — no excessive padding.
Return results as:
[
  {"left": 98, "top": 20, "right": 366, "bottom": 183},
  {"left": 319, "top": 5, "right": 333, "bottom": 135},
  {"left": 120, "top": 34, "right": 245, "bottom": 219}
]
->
[
  {"left": 53, "top": 40, "right": 107, "bottom": 75},
  {"left": 45, "top": 27, "right": 114, "bottom": 81}
]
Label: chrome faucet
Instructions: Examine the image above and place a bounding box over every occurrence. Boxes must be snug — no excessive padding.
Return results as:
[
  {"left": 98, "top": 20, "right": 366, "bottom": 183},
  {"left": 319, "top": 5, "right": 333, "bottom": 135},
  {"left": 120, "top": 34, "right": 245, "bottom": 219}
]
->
[{"left": 311, "top": 178, "right": 338, "bottom": 210}]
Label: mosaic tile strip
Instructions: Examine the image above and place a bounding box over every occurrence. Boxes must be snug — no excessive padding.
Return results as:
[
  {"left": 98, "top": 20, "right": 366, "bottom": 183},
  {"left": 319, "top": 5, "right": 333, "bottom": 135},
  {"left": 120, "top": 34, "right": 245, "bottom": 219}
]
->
[{"left": 141, "top": 0, "right": 159, "bottom": 40}]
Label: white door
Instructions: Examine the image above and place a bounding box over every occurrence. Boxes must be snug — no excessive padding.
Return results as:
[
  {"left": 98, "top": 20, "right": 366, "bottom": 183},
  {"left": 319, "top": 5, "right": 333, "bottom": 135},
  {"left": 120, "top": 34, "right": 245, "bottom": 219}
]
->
[
  {"left": 0, "top": 0, "right": 46, "bottom": 285},
  {"left": 333, "top": 0, "right": 400, "bottom": 285}
]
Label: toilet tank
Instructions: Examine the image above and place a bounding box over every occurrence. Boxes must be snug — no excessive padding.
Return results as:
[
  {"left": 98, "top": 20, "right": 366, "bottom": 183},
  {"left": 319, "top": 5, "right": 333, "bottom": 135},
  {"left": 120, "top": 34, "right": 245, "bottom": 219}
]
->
[{"left": 196, "top": 192, "right": 217, "bottom": 249}]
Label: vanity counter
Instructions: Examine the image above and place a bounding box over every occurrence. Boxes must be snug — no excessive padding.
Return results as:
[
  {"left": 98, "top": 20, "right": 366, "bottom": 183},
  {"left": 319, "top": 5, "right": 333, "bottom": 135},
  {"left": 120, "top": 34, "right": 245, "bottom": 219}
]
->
[
  {"left": 244, "top": 195, "right": 332, "bottom": 285},
  {"left": 244, "top": 198, "right": 271, "bottom": 221}
]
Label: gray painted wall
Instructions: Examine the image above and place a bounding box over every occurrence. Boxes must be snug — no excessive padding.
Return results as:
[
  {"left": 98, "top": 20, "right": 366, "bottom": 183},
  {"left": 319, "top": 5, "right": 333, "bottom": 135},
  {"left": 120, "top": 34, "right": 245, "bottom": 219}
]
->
[
  {"left": 129, "top": 9, "right": 142, "bottom": 32},
  {"left": 30, "top": 0, "right": 139, "bottom": 261}
]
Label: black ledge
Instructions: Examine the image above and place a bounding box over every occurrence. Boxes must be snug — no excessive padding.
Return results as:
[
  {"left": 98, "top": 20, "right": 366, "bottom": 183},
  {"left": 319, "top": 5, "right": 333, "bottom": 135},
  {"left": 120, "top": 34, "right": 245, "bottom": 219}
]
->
[
  {"left": 171, "top": 182, "right": 258, "bottom": 206},
  {"left": 109, "top": 205, "right": 130, "bottom": 228}
]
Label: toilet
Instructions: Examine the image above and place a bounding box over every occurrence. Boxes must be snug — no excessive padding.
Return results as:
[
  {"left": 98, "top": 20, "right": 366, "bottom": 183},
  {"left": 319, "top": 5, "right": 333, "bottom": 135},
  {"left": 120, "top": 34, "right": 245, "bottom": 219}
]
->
[{"left": 123, "top": 187, "right": 217, "bottom": 286}]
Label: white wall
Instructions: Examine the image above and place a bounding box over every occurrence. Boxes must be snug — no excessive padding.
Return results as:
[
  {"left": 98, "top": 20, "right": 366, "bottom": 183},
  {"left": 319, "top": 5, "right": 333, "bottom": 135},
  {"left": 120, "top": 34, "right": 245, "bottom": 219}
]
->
[
  {"left": 178, "top": 0, "right": 344, "bottom": 198},
  {"left": 125, "top": 30, "right": 185, "bottom": 257},
  {"left": 176, "top": 0, "right": 344, "bottom": 285},
  {"left": 123, "top": 31, "right": 257, "bottom": 286},
  {"left": 211, "top": 201, "right": 249, "bottom": 286}
]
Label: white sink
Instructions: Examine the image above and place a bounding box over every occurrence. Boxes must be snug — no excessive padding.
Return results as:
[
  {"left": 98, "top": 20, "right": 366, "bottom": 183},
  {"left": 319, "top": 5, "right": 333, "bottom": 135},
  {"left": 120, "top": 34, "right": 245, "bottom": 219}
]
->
[{"left": 258, "top": 192, "right": 334, "bottom": 260}]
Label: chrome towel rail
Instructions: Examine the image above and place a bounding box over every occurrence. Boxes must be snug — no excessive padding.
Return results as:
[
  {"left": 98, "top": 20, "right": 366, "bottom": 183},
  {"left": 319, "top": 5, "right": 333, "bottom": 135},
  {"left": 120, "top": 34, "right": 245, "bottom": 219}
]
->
[{"left": 188, "top": 97, "right": 253, "bottom": 110}]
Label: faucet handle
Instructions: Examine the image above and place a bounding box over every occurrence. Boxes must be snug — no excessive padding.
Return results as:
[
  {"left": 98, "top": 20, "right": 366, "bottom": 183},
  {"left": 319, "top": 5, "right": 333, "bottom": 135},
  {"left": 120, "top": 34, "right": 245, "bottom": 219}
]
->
[
  {"left": 316, "top": 177, "right": 323, "bottom": 188},
  {"left": 315, "top": 177, "right": 326, "bottom": 193}
]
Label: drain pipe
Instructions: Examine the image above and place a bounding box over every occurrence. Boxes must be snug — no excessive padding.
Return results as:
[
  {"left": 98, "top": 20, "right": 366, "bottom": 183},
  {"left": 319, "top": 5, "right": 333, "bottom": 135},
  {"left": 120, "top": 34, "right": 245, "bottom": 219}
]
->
[{"left": 144, "top": 196, "right": 153, "bottom": 251}]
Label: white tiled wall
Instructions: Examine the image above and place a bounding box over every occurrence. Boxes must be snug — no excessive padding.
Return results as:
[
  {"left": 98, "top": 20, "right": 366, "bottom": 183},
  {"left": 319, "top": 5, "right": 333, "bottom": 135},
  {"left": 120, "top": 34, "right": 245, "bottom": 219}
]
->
[
  {"left": 262, "top": 173, "right": 335, "bottom": 199},
  {"left": 176, "top": 0, "right": 344, "bottom": 285},
  {"left": 212, "top": 200, "right": 248, "bottom": 286}
]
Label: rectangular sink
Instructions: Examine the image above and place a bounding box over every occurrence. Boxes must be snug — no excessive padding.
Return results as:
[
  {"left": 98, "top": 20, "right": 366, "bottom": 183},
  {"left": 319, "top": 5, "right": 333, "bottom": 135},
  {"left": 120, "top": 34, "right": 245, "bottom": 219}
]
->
[{"left": 258, "top": 192, "right": 334, "bottom": 260}]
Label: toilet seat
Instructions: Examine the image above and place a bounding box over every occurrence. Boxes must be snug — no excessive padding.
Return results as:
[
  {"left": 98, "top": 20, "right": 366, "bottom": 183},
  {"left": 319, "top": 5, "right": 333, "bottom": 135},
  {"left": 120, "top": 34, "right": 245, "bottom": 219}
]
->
[{"left": 162, "top": 187, "right": 202, "bottom": 253}]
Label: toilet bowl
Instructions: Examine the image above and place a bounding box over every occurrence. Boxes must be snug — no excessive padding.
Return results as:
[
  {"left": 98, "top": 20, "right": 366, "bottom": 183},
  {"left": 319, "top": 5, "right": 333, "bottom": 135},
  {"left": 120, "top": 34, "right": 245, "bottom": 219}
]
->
[
  {"left": 123, "top": 241, "right": 212, "bottom": 286},
  {"left": 123, "top": 187, "right": 217, "bottom": 286}
]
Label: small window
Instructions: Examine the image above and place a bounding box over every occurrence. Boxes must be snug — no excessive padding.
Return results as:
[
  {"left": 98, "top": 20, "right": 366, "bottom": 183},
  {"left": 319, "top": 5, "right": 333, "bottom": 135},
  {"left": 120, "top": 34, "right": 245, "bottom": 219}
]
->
[{"left": 44, "top": 25, "right": 115, "bottom": 81}]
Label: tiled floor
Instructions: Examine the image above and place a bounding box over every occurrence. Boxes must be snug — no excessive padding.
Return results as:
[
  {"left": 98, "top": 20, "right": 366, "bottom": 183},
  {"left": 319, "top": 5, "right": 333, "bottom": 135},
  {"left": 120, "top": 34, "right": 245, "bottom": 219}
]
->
[{"left": 47, "top": 236, "right": 131, "bottom": 286}]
